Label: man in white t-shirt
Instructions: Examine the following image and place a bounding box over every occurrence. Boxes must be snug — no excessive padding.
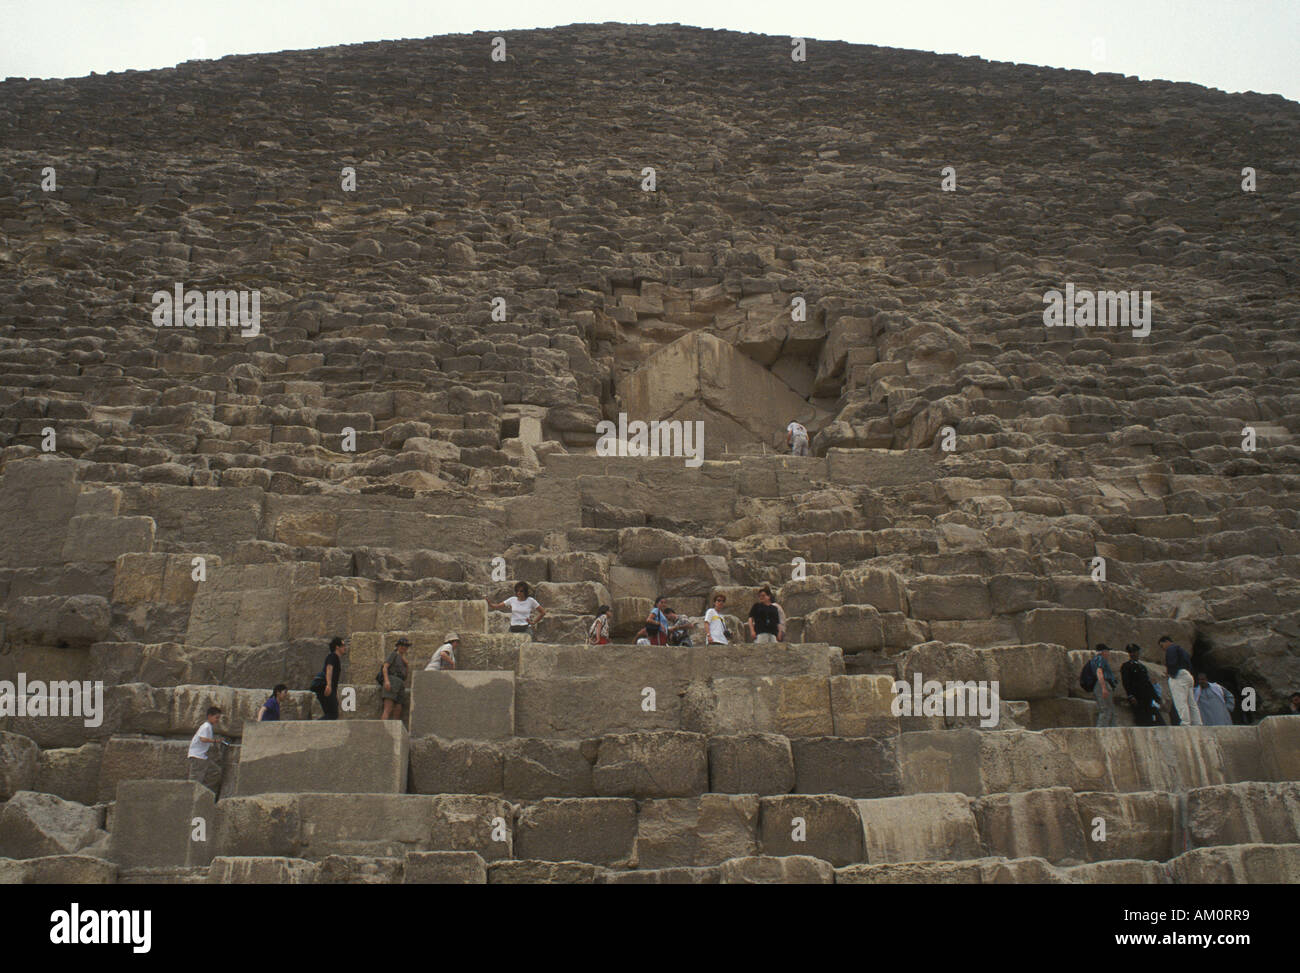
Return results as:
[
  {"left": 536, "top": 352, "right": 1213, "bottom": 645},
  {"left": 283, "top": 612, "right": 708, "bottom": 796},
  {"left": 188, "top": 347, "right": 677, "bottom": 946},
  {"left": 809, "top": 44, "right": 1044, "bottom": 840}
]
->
[
  {"left": 426, "top": 633, "right": 458, "bottom": 671},
  {"left": 704, "top": 593, "right": 729, "bottom": 645},
  {"left": 487, "top": 581, "right": 546, "bottom": 637},
  {"left": 187, "top": 705, "right": 225, "bottom": 793},
  {"left": 787, "top": 420, "right": 810, "bottom": 457}
]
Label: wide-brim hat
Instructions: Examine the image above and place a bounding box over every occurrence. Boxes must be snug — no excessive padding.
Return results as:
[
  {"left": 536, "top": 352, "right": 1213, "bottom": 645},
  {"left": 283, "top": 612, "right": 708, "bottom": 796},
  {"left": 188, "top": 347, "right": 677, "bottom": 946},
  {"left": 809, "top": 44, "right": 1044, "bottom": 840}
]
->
[{"left": 445, "top": 633, "right": 460, "bottom": 643}]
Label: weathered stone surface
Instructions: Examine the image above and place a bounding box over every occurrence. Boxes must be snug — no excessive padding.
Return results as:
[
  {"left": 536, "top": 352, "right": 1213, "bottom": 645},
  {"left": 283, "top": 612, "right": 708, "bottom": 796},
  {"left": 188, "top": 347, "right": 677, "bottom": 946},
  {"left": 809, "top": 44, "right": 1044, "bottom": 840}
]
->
[
  {"left": 791, "top": 736, "right": 901, "bottom": 799},
  {"left": 973, "top": 787, "right": 1088, "bottom": 865},
  {"left": 759, "top": 795, "right": 863, "bottom": 866},
  {"left": 856, "top": 793, "right": 982, "bottom": 864},
  {"left": 403, "top": 850, "right": 488, "bottom": 884},
  {"left": 408, "top": 670, "right": 515, "bottom": 740},
  {"left": 514, "top": 798, "right": 637, "bottom": 867},
  {"left": 0, "top": 854, "right": 119, "bottom": 884},
  {"left": 1166, "top": 844, "right": 1300, "bottom": 883},
  {"left": 719, "top": 855, "right": 835, "bottom": 884},
  {"left": 206, "top": 856, "right": 319, "bottom": 884},
  {"left": 635, "top": 795, "right": 760, "bottom": 868},
  {"left": 592, "top": 731, "right": 708, "bottom": 798},
  {"left": 109, "top": 781, "right": 214, "bottom": 868},
  {"left": 488, "top": 859, "right": 604, "bottom": 884},
  {"left": 409, "top": 737, "right": 504, "bottom": 795},
  {"left": 235, "top": 720, "right": 409, "bottom": 796},
  {"left": 0, "top": 790, "right": 106, "bottom": 859},
  {"left": 503, "top": 737, "right": 595, "bottom": 799},
  {"left": 711, "top": 675, "right": 834, "bottom": 736},
  {"left": 0, "top": 731, "right": 40, "bottom": 800},
  {"left": 707, "top": 733, "right": 795, "bottom": 795}
]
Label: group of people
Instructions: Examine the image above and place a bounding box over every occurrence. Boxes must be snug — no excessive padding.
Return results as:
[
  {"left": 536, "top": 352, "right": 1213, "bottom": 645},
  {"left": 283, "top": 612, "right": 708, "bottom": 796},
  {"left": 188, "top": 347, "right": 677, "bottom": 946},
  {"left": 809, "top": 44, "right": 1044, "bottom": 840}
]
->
[
  {"left": 1083, "top": 636, "right": 1237, "bottom": 728},
  {"left": 587, "top": 586, "right": 789, "bottom": 647}
]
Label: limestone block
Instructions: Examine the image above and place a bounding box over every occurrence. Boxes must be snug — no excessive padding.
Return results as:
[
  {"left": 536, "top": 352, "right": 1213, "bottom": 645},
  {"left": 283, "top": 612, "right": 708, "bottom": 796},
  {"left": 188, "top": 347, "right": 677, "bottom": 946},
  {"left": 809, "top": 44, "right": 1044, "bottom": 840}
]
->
[
  {"left": 274, "top": 510, "right": 338, "bottom": 547},
  {"left": 592, "top": 731, "right": 708, "bottom": 798},
  {"left": 707, "top": 733, "right": 795, "bottom": 795},
  {"left": 532, "top": 581, "right": 610, "bottom": 615},
  {"left": 973, "top": 787, "right": 1088, "bottom": 864},
  {"left": 791, "top": 736, "right": 901, "bottom": 799},
  {"left": 287, "top": 585, "right": 360, "bottom": 641},
  {"left": 635, "top": 795, "right": 760, "bottom": 868},
  {"left": 759, "top": 795, "right": 863, "bottom": 866},
  {"left": 409, "top": 737, "right": 504, "bottom": 795},
  {"left": 1259, "top": 715, "right": 1300, "bottom": 781},
  {"left": 711, "top": 675, "right": 834, "bottom": 737},
  {"left": 1185, "top": 781, "right": 1300, "bottom": 849},
  {"left": 0, "top": 854, "right": 118, "bottom": 884},
  {"left": 899, "top": 730, "right": 984, "bottom": 796},
  {"left": 404, "top": 850, "right": 488, "bottom": 884},
  {"left": 598, "top": 866, "right": 720, "bottom": 884},
  {"left": 109, "top": 781, "right": 214, "bottom": 868},
  {"left": 514, "top": 798, "right": 638, "bottom": 867},
  {"left": 235, "top": 720, "right": 409, "bottom": 795},
  {"left": 828, "top": 674, "right": 898, "bottom": 736},
  {"left": 0, "top": 731, "right": 40, "bottom": 800},
  {"left": 36, "top": 741, "right": 103, "bottom": 805},
  {"left": 1167, "top": 844, "right": 1300, "bottom": 883},
  {"left": 503, "top": 737, "right": 596, "bottom": 799},
  {"left": 856, "top": 793, "right": 982, "bottom": 863},
  {"left": 720, "top": 854, "right": 834, "bottom": 884},
  {"left": 98, "top": 737, "right": 188, "bottom": 802},
  {"left": 803, "top": 605, "right": 883, "bottom": 652},
  {"left": 7, "top": 594, "right": 111, "bottom": 648},
  {"left": 1075, "top": 791, "right": 1179, "bottom": 862},
  {"left": 409, "top": 670, "right": 515, "bottom": 740},
  {"left": 617, "top": 527, "right": 693, "bottom": 566},
  {"left": 907, "top": 576, "right": 992, "bottom": 621},
  {"left": 1018, "top": 608, "right": 1085, "bottom": 650},
  {"left": 0, "top": 458, "right": 81, "bottom": 568},
  {"left": 657, "top": 555, "right": 731, "bottom": 599},
  {"left": 840, "top": 566, "right": 907, "bottom": 613},
  {"left": 207, "top": 857, "right": 318, "bottom": 884},
  {"left": 60, "top": 515, "right": 155, "bottom": 564},
  {"left": 488, "top": 860, "right": 603, "bottom": 884}
]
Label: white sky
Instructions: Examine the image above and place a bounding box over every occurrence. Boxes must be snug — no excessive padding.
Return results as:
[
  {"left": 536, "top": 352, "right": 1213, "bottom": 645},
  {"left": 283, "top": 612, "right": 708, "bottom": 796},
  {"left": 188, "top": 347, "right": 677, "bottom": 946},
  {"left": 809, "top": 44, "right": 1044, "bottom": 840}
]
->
[{"left": 1, "top": 0, "right": 1296, "bottom": 101}]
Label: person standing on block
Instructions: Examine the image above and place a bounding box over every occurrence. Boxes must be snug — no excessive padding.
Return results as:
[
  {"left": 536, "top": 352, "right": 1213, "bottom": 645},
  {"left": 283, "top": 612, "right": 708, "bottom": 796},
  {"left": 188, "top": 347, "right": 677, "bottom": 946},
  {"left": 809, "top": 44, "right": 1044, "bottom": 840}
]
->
[
  {"left": 748, "top": 587, "right": 782, "bottom": 644},
  {"left": 1160, "top": 635, "right": 1201, "bottom": 726},
  {"left": 1085, "top": 644, "right": 1118, "bottom": 727},
  {"left": 312, "top": 636, "right": 346, "bottom": 721},
  {"left": 488, "top": 582, "right": 545, "bottom": 638},
  {"left": 787, "top": 419, "right": 810, "bottom": 457},
  {"left": 187, "top": 705, "right": 226, "bottom": 794},
  {"left": 380, "top": 637, "right": 412, "bottom": 721}
]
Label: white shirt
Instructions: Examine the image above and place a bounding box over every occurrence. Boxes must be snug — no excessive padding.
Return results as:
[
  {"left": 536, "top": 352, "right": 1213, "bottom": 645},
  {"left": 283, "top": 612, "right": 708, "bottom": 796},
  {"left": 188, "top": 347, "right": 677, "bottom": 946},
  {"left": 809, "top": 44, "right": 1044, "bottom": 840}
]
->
[
  {"left": 705, "top": 607, "right": 728, "bottom": 644},
  {"left": 188, "top": 722, "right": 216, "bottom": 759},
  {"left": 788, "top": 422, "right": 808, "bottom": 441},
  {"left": 504, "top": 596, "right": 539, "bottom": 627},
  {"left": 426, "top": 643, "right": 456, "bottom": 670}
]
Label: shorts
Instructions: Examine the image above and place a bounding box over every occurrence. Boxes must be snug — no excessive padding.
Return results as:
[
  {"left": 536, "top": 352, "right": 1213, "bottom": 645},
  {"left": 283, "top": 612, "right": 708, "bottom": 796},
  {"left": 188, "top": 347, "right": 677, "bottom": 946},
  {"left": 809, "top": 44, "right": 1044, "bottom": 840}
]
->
[
  {"left": 755, "top": 633, "right": 778, "bottom": 644},
  {"left": 381, "top": 676, "right": 406, "bottom": 702}
]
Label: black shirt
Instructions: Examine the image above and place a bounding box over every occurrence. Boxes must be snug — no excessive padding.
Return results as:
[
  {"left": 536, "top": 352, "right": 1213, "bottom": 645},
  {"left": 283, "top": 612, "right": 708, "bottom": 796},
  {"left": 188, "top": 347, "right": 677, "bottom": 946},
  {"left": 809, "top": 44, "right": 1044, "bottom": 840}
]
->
[
  {"left": 749, "top": 603, "right": 780, "bottom": 636},
  {"left": 1120, "top": 659, "right": 1153, "bottom": 699},
  {"left": 323, "top": 651, "right": 342, "bottom": 688}
]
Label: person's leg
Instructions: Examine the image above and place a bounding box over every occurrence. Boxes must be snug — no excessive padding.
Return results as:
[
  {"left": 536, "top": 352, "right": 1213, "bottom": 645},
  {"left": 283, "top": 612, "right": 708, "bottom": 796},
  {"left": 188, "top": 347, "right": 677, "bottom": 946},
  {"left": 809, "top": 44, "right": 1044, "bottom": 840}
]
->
[
  {"left": 205, "top": 756, "right": 223, "bottom": 793},
  {"left": 393, "top": 703, "right": 403, "bottom": 721},
  {"left": 381, "top": 699, "right": 394, "bottom": 720},
  {"left": 187, "top": 756, "right": 206, "bottom": 782},
  {"left": 323, "top": 693, "right": 339, "bottom": 720},
  {"left": 1172, "top": 671, "right": 1199, "bottom": 725},
  {"left": 1093, "top": 682, "right": 1111, "bottom": 727}
]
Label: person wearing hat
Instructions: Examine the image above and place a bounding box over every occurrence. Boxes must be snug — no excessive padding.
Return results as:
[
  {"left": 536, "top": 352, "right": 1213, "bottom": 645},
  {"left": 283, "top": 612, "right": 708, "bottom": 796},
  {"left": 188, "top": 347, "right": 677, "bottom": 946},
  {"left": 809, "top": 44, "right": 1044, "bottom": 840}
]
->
[
  {"left": 380, "top": 637, "right": 412, "bottom": 720},
  {"left": 426, "top": 634, "right": 458, "bottom": 671}
]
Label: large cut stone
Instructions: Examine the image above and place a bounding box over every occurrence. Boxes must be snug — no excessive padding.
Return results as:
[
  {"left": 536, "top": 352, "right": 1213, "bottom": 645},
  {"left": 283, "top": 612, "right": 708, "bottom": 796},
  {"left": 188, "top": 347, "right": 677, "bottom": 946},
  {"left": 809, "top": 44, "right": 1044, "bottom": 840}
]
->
[
  {"left": 108, "top": 780, "right": 215, "bottom": 868},
  {"left": 592, "top": 731, "right": 708, "bottom": 798},
  {"left": 235, "top": 720, "right": 409, "bottom": 795},
  {"left": 409, "top": 670, "right": 515, "bottom": 740},
  {"left": 514, "top": 798, "right": 638, "bottom": 867}
]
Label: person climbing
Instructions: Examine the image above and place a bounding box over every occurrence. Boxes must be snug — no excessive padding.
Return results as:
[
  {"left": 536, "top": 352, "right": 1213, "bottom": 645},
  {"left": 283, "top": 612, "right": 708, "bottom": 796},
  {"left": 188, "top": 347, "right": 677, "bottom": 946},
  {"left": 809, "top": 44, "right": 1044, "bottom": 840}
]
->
[
  {"left": 787, "top": 419, "right": 810, "bottom": 457},
  {"left": 488, "top": 581, "right": 546, "bottom": 638}
]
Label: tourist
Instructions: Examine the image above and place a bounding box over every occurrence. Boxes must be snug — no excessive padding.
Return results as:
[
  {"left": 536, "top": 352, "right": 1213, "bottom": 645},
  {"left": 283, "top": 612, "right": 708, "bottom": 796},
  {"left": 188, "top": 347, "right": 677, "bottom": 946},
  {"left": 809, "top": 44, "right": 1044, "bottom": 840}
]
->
[
  {"left": 705, "top": 594, "right": 729, "bottom": 645},
  {"left": 748, "top": 586, "right": 781, "bottom": 644},
  {"left": 187, "top": 705, "right": 225, "bottom": 794},
  {"left": 1160, "top": 635, "right": 1201, "bottom": 725},
  {"left": 787, "top": 419, "right": 810, "bottom": 457},
  {"left": 487, "top": 582, "right": 545, "bottom": 637},
  {"left": 645, "top": 596, "right": 673, "bottom": 646},
  {"left": 1289, "top": 692, "right": 1300, "bottom": 715},
  {"left": 380, "top": 637, "right": 411, "bottom": 720},
  {"left": 311, "top": 636, "right": 346, "bottom": 720},
  {"left": 426, "top": 633, "right": 458, "bottom": 670},
  {"left": 1085, "top": 643, "right": 1118, "bottom": 727},
  {"left": 588, "top": 605, "right": 612, "bottom": 645},
  {"left": 1195, "top": 673, "right": 1235, "bottom": 726},
  {"left": 257, "top": 684, "right": 287, "bottom": 722},
  {"left": 1119, "top": 645, "right": 1163, "bottom": 726}
]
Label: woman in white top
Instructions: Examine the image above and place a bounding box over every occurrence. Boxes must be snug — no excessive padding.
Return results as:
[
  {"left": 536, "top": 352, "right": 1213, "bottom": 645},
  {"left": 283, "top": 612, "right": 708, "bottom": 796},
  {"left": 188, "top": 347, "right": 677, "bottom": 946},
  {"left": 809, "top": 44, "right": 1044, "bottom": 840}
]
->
[{"left": 487, "top": 581, "right": 546, "bottom": 637}]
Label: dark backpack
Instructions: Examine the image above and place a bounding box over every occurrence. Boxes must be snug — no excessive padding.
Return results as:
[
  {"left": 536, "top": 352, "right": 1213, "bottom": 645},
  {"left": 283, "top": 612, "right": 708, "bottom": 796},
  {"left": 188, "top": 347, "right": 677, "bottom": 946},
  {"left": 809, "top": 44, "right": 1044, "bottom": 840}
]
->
[
  {"left": 309, "top": 670, "right": 326, "bottom": 694},
  {"left": 1079, "top": 659, "right": 1098, "bottom": 692}
]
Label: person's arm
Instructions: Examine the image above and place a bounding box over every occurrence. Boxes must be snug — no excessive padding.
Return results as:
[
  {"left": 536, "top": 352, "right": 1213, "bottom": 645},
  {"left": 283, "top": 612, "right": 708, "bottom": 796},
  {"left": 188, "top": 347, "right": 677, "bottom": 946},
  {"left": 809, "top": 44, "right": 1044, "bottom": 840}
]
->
[
  {"left": 382, "top": 659, "right": 392, "bottom": 690},
  {"left": 776, "top": 605, "right": 787, "bottom": 640},
  {"left": 257, "top": 705, "right": 268, "bottom": 722},
  {"left": 443, "top": 648, "right": 456, "bottom": 670},
  {"left": 325, "top": 662, "right": 336, "bottom": 696},
  {"left": 533, "top": 603, "right": 546, "bottom": 620},
  {"left": 747, "top": 614, "right": 756, "bottom": 640},
  {"left": 486, "top": 597, "right": 504, "bottom": 611}
]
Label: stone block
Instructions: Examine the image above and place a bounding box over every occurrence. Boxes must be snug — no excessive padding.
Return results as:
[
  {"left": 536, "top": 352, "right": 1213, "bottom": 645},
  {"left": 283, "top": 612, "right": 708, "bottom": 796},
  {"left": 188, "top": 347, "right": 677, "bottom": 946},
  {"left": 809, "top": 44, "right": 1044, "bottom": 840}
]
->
[
  {"left": 503, "top": 737, "right": 596, "bottom": 799},
  {"left": 973, "top": 787, "right": 1087, "bottom": 865},
  {"left": 514, "top": 798, "right": 638, "bottom": 867},
  {"left": 711, "top": 675, "right": 834, "bottom": 737},
  {"left": 759, "top": 795, "right": 863, "bottom": 866},
  {"left": 803, "top": 605, "right": 883, "bottom": 652},
  {"left": 0, "top": 731, "right": 40, "bottom": 800},
  {"left": 206, "top": 857, "right": 318, "bottom": 884},
  {"left": 409, "top": 670, "right": 515, "bottom": 740},
  {"left": 235, "top": 720, "right": 409, "bottom": 795},
  {"left": 707, "top": 733, "right": 795, "bottom": 794},
  {"left": 408, "top": 737, "right": 504, "bottom": 795},
  {"left": 592, "top": 731, "right": 708, "bottom": 798},
  {"left": 790, "top": 736, "right": 901, "bottom": 799},
  {"left": 719, "top": 855, "right": 834, "bottom": 884},
  {"left": 109, "top": 781, "right": 215, "bottom": 868},
  {"left": 856, "top": 793, "right": 982, "bottom": 863},
  {"left": 60, "top": 515, "right": 155, "bottom": 564},
  {"left": 828, "top": 674, "right": 898, "bottom": 736},
  {"left": 635, "top": 795, "right": 760, "bottom": 868},
  {"left": 403, "top": 850, "right": 488, "bottom": 884}
]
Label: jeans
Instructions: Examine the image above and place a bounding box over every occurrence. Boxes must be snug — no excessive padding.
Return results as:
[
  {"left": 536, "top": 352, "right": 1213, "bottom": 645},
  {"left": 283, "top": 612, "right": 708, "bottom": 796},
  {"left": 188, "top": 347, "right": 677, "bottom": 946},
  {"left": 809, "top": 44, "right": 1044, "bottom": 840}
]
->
[{"left": 1094, "top": 681, "right": 1117, "bottom": 727}]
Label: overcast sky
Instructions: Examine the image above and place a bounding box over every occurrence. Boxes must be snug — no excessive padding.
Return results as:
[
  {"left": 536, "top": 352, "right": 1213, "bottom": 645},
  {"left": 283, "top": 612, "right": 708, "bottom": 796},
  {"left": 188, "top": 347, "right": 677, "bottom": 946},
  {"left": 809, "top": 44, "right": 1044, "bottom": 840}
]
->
[{"left": 1, "top": 0, "right": 1296, "bottom": 101}]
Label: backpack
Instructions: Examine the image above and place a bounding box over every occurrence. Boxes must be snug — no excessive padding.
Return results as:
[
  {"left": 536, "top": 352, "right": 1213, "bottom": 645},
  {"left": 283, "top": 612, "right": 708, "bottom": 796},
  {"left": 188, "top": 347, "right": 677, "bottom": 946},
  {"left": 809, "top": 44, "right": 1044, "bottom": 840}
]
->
[
  {"left": 309, "top": 670, "right": 326, "bottom": 694},
  {"left": 1079, "top": 659, "right": 1098, "bottom": 692}
]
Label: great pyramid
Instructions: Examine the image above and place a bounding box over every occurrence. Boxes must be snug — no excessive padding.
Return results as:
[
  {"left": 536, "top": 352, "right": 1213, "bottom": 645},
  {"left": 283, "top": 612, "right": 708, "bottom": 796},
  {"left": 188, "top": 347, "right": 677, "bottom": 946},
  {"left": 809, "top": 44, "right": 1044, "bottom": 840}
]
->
[{"left": 1, "top": 23, "right": 1298, "bottom": 884}]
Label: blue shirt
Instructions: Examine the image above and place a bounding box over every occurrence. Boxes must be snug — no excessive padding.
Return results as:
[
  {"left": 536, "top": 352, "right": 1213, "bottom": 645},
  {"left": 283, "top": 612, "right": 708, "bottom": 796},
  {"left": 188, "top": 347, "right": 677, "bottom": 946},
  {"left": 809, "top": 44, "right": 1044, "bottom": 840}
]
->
[
  {"left": 1091, "top": 655, "right": 1117, "bottom": 688},
  {"left": 261, "top": 695, "right": 280, "bottom": 721},
  {"left": 1165, "top": 643, "right": 1192, "bottom": 678}
]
